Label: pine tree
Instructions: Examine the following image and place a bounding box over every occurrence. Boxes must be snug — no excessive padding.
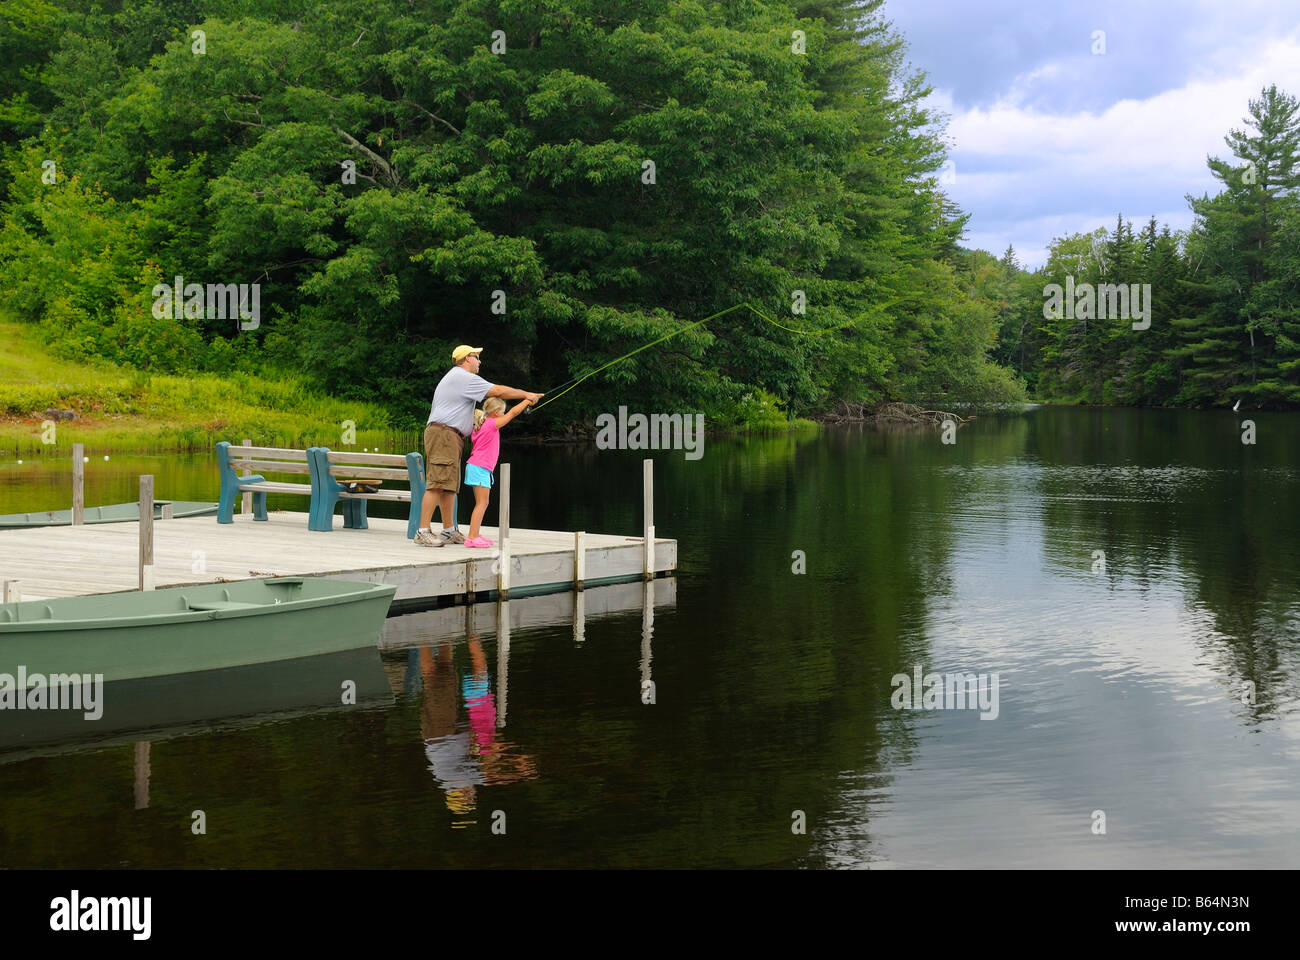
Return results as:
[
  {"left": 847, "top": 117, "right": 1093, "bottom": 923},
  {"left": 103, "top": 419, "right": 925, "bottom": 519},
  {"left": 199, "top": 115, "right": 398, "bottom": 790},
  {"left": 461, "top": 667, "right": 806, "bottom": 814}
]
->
[
  {"left": 1135, "top": 220, "right": 1186, "bottom": 404},
  {"left": 1182, "top": 85, "right": 1300, "bottom": 406}
]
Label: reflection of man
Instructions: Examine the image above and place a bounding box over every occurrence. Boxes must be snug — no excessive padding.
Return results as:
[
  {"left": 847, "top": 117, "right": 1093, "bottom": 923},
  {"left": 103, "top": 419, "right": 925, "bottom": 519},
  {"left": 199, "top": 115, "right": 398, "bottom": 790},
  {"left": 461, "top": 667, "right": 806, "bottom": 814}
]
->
[
  {"left": 419, "top": 641, "right": 483, "bottom": 816},
  {"left": 418, "top": 634, "right": 537, "bottom": 817},
  {"left": 415, "top": 346, "right": 542, "bottom": 547}
]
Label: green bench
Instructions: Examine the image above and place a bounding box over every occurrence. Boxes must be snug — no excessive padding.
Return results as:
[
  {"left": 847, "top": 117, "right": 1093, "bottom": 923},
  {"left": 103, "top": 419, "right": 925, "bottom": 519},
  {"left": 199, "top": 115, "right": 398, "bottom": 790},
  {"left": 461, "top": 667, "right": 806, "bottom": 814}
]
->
[
  {"left": 216, "top": 443, "right": 314, "bottom": 522},
  {"left": 307, "top": 448, "right": 425, "bottom": 537},
  {"left": 216, "top": 442, "right": 425, "bottom": 535}
]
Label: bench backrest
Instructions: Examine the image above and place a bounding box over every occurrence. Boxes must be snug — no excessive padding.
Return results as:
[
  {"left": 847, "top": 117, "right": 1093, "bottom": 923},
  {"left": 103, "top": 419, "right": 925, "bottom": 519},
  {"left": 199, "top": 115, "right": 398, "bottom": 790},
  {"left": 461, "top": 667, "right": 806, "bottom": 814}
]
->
[
  {"left": 222, "top": 444, "right": 312, "bottom": 477},
  {"left": 315, "top": 450, "right": 416, "bottom": 483}
]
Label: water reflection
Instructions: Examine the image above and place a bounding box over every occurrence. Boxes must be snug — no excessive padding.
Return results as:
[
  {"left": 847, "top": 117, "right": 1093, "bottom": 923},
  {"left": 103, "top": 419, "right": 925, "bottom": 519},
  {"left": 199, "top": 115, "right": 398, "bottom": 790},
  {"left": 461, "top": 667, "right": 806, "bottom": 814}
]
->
[
  {"left": 391, "top": 582, "right": 677, "bottom": 828},
  {"left": 0, "top": 645, "right": 392, "bottom": 763},
  {"left": 3, "top": 409, "right": 1299, "bottom": 868},
  {"left": 640, "top": 581, "right": 653, "bottom": 704},
  {"left": 417, "top": 629, "right": 538, "bottom": 827}
]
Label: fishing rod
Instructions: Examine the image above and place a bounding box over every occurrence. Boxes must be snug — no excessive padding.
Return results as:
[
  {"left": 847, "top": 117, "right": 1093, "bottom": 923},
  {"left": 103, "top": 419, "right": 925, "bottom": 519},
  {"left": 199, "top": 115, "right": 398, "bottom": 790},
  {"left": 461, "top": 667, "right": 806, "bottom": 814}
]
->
[
  {"left": 529, "top": 302, "right": 746, "bottom": 413},
  {"left": 526, "top": 296, "right": 917, "bottom": 413}
]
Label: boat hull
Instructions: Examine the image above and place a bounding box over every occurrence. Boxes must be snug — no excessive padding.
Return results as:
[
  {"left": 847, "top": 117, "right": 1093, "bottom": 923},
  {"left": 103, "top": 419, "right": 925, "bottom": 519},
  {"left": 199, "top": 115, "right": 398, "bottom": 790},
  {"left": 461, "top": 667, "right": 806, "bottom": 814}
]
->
[
  {"left": 0, "top": 501, "right": 218, "bottom": 528},
  {"left": 0, "top": 578, "right": 396, "bottom": 683}
]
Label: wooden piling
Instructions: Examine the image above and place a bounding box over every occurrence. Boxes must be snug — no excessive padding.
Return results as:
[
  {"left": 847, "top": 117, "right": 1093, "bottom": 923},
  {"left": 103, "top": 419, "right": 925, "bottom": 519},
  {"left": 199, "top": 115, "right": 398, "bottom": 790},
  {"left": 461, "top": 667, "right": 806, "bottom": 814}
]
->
[
  {"left": 161, "top": 502, "right": 173, "bottom": 520},
  {"left": 139, "top": 475, "right": 154, "bottom": 591},
  {"left": 574, "top": 531, "right": 586, "bottom": 591},
  {"left": 71, "top": 442, "right": 84, "bottom": 526},
  {"left": 498, "top": 463, "right": 511, "bottom": 598},
  {"left": 2, "top": 580, "right": 20, "bottom": 604},
  {"left": 241, "top": 437, "right": 252, "bottom": 516},
  {"left": 643, "top": 459, "right": 654, "bottom": 580}
]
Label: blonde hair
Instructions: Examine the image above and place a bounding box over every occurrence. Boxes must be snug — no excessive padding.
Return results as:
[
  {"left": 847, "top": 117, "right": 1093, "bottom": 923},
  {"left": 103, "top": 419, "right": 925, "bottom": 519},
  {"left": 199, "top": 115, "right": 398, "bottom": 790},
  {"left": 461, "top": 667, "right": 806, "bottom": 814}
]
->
[{"left": 473, "top": 397, "right": 507, "bottom": 431}]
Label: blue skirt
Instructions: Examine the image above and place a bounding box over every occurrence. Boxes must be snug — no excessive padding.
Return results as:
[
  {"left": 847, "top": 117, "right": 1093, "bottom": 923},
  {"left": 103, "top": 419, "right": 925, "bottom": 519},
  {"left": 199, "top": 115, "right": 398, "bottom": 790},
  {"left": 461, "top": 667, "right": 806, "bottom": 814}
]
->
[{"left": 465, "top": 463, "right": 494, "bottom": 488}]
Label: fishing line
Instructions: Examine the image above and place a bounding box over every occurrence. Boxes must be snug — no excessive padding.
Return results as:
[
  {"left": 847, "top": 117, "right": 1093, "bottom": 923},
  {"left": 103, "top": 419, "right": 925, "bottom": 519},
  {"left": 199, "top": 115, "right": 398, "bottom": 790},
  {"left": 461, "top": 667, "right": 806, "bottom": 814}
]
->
[
  {"left": 530, "top": 303, "right": 744, "bottom": 412},
  {"left": 528, "top": 295, "right": 918, "bottom": 413}
]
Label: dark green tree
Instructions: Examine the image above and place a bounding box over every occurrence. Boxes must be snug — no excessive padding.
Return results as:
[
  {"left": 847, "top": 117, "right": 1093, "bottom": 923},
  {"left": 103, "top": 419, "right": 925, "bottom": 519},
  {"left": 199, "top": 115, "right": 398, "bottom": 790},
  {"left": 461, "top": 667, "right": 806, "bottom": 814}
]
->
[{"left": 1180, "top": 84, "right": 1300, "bottom": 406}]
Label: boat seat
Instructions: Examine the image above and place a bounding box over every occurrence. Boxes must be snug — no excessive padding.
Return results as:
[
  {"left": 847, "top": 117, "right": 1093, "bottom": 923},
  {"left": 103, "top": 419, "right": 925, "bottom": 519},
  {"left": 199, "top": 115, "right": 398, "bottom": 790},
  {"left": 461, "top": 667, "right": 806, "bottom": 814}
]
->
[{"left": 185, "top": 600, "right": 264, "bottom": 612}]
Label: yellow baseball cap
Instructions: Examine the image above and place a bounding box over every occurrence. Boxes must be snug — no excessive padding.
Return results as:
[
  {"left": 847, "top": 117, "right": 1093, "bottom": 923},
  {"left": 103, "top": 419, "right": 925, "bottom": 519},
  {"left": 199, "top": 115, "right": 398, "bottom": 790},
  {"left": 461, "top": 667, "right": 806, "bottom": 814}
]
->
[
  {"left": 445, "top": 786, "right": 477, "bottom": 813},
  {"left": 452, "top": 345, "right": 484, "bottom": 362}
]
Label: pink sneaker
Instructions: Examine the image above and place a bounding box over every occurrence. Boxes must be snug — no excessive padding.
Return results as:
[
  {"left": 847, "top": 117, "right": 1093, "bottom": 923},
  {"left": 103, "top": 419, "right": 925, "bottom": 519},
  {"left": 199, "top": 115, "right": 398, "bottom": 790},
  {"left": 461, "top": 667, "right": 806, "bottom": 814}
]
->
[{"left": 465, "top": 536, "right": 495, "bottom": 548}]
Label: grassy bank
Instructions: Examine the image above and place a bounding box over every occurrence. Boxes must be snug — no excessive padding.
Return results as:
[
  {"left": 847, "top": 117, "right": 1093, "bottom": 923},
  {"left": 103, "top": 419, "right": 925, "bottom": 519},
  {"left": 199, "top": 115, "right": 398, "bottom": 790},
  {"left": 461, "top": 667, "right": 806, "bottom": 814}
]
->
[
  {"left": 0, "top": 318, "right": 404, "bottom": 455},
  {"left": 2, "top": 314, "right": 831, "bottom": 456}
]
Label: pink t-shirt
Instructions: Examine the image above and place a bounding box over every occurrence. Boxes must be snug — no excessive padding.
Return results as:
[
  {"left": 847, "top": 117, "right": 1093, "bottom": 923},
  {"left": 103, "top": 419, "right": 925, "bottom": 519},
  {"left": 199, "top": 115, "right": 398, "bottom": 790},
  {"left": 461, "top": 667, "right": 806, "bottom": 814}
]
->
[{"left": 468, "top": 417, "right": 500, "bottom": 471}]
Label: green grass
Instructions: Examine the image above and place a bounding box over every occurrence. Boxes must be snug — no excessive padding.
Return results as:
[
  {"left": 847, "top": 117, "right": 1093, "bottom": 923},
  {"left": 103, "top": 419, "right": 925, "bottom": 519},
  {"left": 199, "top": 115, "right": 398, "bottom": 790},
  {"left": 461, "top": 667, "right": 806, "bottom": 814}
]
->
[{"left": 0, "top": 317, "right": 405, "bottom": 455}]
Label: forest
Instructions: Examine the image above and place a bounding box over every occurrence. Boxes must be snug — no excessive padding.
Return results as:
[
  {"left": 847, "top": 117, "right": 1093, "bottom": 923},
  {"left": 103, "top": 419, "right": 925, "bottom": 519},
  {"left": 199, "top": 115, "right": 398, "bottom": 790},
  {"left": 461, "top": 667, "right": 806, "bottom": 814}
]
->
[
  {"left": 987, "top": 85, "right": 1300, "bottom": 410},
  {"left": 1, "top": 0, "right": 1296, "bottom": 433}
]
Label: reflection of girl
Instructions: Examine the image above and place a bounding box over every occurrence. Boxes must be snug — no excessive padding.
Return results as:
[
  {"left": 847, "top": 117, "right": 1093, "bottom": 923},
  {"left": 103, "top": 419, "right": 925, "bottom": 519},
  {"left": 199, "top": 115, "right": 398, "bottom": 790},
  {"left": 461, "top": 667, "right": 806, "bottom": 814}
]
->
[
  {"left": 464, "top": 395, "right": 532, "bottom": 548},
  {"left": 419, "top": 642, "right": 483, "bottom": 817},
  {"left": 463, "top": 640, "right": 497, "bottom": 757},
  {"left": 418, "top": 635, "right": 539, "bottom": 819}
]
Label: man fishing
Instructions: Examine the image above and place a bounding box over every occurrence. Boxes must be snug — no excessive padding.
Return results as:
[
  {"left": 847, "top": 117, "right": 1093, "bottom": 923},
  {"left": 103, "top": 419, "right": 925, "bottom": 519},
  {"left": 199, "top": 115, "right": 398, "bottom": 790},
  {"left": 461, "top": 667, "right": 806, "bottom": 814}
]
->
[{"left": 415, "top": 345, "right": 543, "bottom": 547}]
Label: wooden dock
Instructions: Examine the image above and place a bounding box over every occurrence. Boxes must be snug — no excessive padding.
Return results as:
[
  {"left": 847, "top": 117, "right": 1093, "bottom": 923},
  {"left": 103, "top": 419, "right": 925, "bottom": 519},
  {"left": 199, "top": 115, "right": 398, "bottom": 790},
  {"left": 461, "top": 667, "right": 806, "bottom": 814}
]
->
[{"left": 0, "top": 511, "right": 676, "bottom": 607}]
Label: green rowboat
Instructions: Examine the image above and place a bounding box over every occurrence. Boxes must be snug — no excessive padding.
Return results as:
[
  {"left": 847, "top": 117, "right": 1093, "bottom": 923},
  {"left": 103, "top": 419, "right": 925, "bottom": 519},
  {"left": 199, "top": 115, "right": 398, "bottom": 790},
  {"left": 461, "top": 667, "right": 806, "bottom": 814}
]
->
[
  {"left": 0, "top": 500, "right": 218, "bottom": 528},
  {"left": 0, "top": 577, "right": 396, "bottom": 683}
]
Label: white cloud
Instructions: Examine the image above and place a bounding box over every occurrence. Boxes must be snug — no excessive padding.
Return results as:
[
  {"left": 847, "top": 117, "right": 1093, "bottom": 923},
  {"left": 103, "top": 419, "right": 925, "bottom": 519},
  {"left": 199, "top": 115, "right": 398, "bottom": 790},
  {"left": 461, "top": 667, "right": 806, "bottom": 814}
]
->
[{"left": 936, "top": 29, "right": 1300, "bottom": 267}]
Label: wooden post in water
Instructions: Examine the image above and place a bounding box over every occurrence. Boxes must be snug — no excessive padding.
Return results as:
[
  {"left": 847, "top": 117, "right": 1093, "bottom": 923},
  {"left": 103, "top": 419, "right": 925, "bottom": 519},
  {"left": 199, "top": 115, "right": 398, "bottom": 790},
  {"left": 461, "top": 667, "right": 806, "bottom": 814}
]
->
[
  {"left": 240, "top": 438, "right": 252, "bottom": 516},
  {"left": 72, "top": 443, "right": 84, "bottom": 526},
  {"left": 574, "top": 530, "right": 586, "bottom": 591},
  {"left": 139, "top": 475, "right": 154, "bottom": 591},
  {"left": 498, "top": 463, "right": 511, "bottom": 598},
  {"left": 2, "top": 580, "right": 20, "bottom": 604},
  {"left": 643, "top": 458, "right": 655, "bottom": 580},
  {"left": 161, "top": 502, "right": 173, "bottom": 520}
]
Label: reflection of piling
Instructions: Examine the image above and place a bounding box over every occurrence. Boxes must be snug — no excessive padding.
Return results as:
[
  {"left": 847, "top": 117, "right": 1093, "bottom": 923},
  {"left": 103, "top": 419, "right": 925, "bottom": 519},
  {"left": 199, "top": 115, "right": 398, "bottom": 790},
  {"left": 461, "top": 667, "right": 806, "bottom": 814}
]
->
[
  {"left": 138, "top": 475, "right": 154, "bottom": 591},
  {"left": 72, "top": 443, "right": 84, "bottom": 526},
  {"left": 133, "top": 741, "right": 151, "bottom": 810},
  {"left": 643, "top": 459, "right": 654, "bottom": 580},
  {"left": 496, "top": 598, "right": 510, "bottom": 728},
  {"left": 640, "top": 579, "right": 653, "bottom": 692}
]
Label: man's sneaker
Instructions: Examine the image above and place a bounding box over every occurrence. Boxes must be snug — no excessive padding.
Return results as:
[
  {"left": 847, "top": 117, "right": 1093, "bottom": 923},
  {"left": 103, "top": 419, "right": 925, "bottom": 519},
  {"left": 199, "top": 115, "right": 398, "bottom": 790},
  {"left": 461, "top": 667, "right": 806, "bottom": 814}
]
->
[
  {"left": 440, "top": 528, "right": 467, "bottom": 544},
  {"left": 414, "top": 528, "right": 444, "bottom": 547}
]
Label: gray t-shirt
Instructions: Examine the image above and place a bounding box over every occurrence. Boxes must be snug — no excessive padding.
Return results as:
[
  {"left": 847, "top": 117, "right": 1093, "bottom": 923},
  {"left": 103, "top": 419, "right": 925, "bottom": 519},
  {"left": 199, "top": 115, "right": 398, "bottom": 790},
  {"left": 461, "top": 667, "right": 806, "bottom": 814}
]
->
[
  {"left": 424, "top": 732, "right": 484, "bottom": 789},
  {"left": 428, "top": 366, "right": 493, "bottom": 435}
]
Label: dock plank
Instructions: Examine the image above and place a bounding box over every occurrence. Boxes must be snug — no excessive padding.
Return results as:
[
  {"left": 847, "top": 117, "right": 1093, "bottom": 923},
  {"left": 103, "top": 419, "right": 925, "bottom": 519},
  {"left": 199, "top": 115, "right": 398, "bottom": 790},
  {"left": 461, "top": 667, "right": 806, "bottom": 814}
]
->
[{"left": 0, "top": 511, "right": 676, "bottom": 604}]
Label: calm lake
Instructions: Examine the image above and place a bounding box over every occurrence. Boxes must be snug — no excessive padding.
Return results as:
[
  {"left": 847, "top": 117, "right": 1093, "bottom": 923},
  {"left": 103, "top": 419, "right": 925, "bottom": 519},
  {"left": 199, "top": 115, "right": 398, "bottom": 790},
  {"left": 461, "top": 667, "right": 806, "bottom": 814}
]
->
[{"left": 1, "top": 406, "right": 1297, "bottom": 868}]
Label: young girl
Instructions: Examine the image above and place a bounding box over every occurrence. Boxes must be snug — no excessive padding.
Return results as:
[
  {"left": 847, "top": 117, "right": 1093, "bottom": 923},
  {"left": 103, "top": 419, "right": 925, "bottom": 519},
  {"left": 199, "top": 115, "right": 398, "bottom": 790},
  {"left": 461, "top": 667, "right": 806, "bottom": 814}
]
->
[{"left": 463, "top": 395, "right": 532, "bottom": 547}]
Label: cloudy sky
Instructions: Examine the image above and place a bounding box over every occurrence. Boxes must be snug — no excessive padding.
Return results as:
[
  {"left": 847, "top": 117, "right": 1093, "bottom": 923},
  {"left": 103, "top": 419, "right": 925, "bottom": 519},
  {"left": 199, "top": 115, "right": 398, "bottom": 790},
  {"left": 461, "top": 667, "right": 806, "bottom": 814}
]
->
[{"left": 880, "top": 0, "right": 1300, "bottom": 267}]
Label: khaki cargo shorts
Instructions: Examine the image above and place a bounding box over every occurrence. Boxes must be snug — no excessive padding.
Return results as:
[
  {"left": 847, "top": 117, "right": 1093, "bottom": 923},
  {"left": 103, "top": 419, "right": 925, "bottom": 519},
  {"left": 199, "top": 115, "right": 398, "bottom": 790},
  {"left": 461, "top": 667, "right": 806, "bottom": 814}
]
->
[{"left": 423, "top": 422, "right": 466, "bottom": 492}]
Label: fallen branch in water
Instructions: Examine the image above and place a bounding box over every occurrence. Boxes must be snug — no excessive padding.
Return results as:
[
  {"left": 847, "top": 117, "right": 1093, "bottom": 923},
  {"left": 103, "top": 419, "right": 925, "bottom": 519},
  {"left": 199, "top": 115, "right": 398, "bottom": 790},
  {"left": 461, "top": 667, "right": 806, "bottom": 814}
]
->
[{"left": 818, "top": 401, "right": 974, "bottom": 426}]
